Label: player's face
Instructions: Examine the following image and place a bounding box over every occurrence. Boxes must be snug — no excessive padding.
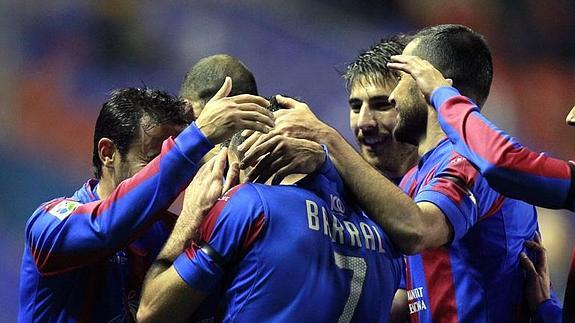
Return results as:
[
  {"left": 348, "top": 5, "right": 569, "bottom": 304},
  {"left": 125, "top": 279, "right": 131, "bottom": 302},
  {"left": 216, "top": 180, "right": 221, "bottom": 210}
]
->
[
  {"left": 115, "top": 118, "right": 184, "bottom": 186},
  {"left": 349, "top": 77, "right": 418, "bottom": 178},
  {"left": 390, "top": 40, "right": 429, "bottom": 146}
]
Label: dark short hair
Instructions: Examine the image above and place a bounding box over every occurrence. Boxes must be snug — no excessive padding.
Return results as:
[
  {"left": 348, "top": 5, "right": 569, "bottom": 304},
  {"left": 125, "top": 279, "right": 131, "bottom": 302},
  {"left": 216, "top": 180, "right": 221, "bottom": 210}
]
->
[
  {"left": 412, "top": 24, "right": 493, "bottom": 107},
  {"left": 92, "top": 88, "right": 187, "bottom": 178},
  {"left": 343, "top": 34, "right": 412, "bottom": 91},
  {"left": 180, "top": 54, "right": 258, "bottom": 104}
]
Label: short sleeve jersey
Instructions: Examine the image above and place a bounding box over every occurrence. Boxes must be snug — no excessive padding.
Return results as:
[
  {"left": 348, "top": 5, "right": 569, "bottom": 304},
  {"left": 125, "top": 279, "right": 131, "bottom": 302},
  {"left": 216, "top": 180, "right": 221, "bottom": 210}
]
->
[
  {"left": 174, "top": 160, "right": 403, "bottom": 322},
  {"left": 400, "top": 139, "right": 538, "bottom": 322}
]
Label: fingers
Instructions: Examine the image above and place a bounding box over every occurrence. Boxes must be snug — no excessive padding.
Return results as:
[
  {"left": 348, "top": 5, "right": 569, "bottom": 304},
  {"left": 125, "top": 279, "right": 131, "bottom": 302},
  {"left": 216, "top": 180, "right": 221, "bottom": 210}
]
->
[
  {"left": 237, "top": 103, "right": 275, "bottom": 121},
  {"left": 390, "top": 54, "right": 416, "bottom": 64},
  {"left": 240, "top": 132, "right": 280, "bottom": 168},
  {"left": 222, "top": 161, "right": 240, "bottom": 194},
  {"left": 275, "top": 95, "right": 300, "bottom": 109},
  {"left": 235, "top": 108, "right": 275, "bottom": 128},
  {"left": 210, "top": 77, "right": 233, "bottom": 101},
  {"left": 246, "top": 154, "right": 274, "bottom": 183},
  {"left": 211, "top": 147, "right": 229, "bottom": 178},
  {"left": 238, "top": 131, "right": 262, "bottom": 153},
  {"left": 520, "top": 252, "right": 537, "bottom": 278},
  {"left": 525, "top": 233, "right": 548, "bottom": 276},
  {"left": 229, "top": 94, "right": 270, "bottom": 108}
]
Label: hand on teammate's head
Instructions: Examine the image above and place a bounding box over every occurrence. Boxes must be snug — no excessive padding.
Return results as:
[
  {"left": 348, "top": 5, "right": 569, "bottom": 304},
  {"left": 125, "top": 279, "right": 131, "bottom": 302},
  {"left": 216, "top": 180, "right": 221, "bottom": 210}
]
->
[
  {"left": 195, "top": 77, "right": 273, "bottom": 144},
  {"left": 387, "top": 55, "right": 452, "bottom": 102}
]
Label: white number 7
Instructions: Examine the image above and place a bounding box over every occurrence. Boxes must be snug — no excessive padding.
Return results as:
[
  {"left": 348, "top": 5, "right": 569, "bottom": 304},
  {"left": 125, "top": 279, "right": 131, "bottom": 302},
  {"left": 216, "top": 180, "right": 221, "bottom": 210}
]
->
[{"left": 334, "top": 251, "right": 367, "bottom": 323}]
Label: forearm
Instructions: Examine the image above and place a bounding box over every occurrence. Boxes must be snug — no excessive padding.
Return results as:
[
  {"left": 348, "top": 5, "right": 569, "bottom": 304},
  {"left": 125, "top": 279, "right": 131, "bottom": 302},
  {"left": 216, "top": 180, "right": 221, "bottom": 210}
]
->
[
  {"left": 155, "top": 206, "right": 209, "bottom": 264},
  {"left": 138, "top": 264, "right": 205, "bottom": 322},
  {"left": 432, "top": 87, "right": 574, "bottom": 210},
  {"left": 320, "top": 127, "right": 426, "bottom": 254}
]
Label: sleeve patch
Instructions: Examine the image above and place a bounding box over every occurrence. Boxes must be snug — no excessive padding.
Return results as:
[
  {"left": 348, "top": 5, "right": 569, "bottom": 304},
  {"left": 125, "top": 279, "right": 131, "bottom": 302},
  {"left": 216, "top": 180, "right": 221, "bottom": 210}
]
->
[{"left": 48, "top": 200, "right": 81, "bottom": 220}]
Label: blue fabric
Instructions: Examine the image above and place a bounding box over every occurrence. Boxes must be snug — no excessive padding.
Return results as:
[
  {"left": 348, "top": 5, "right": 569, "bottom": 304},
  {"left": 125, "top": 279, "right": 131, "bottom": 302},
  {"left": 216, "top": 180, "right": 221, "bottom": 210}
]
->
[
  {"left": 18, "top": 123, "right": 213, "bottom": 322},
  {"left": 179, "top": 175, "right": 403, "bottom": 322}
]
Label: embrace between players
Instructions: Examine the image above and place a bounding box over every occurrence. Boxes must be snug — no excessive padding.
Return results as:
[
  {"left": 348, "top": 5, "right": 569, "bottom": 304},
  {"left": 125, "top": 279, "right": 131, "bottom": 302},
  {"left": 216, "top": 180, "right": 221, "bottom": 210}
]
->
[{"left": 19, "top": 24, "right": 574, "bottom": 322}]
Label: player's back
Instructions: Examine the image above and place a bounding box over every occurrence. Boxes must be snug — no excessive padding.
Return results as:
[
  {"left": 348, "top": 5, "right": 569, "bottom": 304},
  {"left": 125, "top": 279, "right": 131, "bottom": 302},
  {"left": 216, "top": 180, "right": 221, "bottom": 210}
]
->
[{"left": 191, "top": 181, "right": 402, "bottom": 322}]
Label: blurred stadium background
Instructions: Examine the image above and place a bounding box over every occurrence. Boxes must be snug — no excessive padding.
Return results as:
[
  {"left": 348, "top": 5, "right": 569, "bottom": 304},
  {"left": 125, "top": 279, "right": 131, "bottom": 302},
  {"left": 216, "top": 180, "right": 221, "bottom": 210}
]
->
[{"left": 1, "top": 0, "right": 574, "bottom": 320}]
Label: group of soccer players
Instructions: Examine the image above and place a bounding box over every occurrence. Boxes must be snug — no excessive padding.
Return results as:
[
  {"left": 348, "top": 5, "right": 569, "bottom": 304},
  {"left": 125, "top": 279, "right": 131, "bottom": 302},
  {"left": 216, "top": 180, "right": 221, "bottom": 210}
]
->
[{"left": 18, "top": 23, "right": 574, "bottom": 322}]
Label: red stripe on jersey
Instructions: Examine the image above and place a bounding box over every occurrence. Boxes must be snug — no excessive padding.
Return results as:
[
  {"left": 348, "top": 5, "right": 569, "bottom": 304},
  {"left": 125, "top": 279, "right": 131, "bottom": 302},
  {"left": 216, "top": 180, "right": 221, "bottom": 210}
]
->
[
  {"left": 421, "top": 247, "right": 458, "bottom": 323},
  {"left": 241, "top": 213, "right": 266, "bottom": 252},
  {"left": 400, "top": 166, "right": 418, "bottom": 193},
  {"left": 444, "top": 97, "right": 571, "bottom": 179},
  {"left": 185, "top": 184, "right": 246, "bottom": 260},
  {"left": 480, "top": 195, "right": 506, "bottom": 220},
  {"left": 74, "top": 138, "right": 176, "bottom": 219},
  {"left": 565, "top": 248, "right": 575, "bottom": 320},
  {"left": 430, "top": 153, "right": 479, "bottom": 205}
]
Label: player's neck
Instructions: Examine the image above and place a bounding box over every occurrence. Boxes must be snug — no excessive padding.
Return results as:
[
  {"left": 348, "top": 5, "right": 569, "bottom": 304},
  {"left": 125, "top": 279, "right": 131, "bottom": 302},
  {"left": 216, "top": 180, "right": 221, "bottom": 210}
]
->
[
  {"left": 95, "top": 177, "right": 114, "bottom": 200},
  {"left": 417, "top": 106, "right": 447, "bottom": 157}
]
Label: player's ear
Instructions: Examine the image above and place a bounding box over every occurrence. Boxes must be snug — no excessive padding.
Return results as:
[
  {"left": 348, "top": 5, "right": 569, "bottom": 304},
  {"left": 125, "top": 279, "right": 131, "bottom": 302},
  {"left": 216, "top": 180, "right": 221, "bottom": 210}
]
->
[{"left": 98, "top": 138, "right": 117, "bottom": 168}]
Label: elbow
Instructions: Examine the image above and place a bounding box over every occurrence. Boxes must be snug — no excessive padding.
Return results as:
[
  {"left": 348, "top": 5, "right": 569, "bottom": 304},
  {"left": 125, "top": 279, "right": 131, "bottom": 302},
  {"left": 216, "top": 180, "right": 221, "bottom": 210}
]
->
[
  {"left": 136, "top": 304, "right": 154, "bottom": 323},
  {"left": 395, "top": 228, "right": 426, "bottom": 255}
]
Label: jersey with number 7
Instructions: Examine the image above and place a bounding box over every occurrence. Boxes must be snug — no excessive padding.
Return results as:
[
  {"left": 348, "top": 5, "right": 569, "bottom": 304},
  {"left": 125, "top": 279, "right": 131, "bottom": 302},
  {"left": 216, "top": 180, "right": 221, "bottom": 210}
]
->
[{"left": 173, "top": 160, "right": 403, "bottom": 322}]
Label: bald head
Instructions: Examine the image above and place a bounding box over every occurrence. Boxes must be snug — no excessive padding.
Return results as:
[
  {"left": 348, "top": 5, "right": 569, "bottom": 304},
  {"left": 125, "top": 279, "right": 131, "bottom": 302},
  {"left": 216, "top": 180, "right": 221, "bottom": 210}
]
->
[{"left": 180, "top": 54, "right": 258, "bottom": 119}]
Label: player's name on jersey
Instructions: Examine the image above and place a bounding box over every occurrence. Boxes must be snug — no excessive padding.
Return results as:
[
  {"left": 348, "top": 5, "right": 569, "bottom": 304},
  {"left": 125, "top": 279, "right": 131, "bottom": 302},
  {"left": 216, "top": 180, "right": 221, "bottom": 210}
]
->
[{"left": 305, "top": 199, "right": 386, "bottom": 254}]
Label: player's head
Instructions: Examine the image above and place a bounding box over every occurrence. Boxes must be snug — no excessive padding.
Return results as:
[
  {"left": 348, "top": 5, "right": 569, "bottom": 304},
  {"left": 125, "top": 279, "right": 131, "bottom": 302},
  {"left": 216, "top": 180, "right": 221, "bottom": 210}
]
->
[
  {"left": 180, "top": 54, "right": 258, "bottom": 120},
  {"left": 92, "top": 88, "right": 187, "bottom": 186},
  {"left": 391, "top": 24, "right": 493, "bottom": 145},
  {"left": 343, "top": 35, "right": 419, "bottom": 179}
]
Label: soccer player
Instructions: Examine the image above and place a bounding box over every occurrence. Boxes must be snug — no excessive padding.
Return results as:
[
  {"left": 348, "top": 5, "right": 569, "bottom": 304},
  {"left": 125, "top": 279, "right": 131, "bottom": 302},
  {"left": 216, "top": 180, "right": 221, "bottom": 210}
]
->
[
  {"left": 343, "top": 35, "right": 419, "bottom": 183},
  {"left": 387, "top": 50, "right": 574, "bottom": 322},
  {"left": 242, "top": 24, "right": 539, "bottom": 322},
  {"left": 137, "top": 126, "right": 404, "bottom": 322},
  {"left": 18, "top": 81, "right": 273, "bottom": 321}
]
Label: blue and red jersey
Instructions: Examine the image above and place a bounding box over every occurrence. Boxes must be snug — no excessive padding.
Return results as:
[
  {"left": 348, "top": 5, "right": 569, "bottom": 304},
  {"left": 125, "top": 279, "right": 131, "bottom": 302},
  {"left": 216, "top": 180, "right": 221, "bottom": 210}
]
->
[
  {"left": 399, "top": 139, "right": 538, "bottom": 322},
  {"left": 19, "top": 123, "right": 213, "bottom": 322},
  {"left": 173, "top": 158, "right": 403, "bottom": 322},
  {"left": 430, "top": 86, "right": 575, "bottom": 211},
  {"left": 430, "top": 86, "right": 574, "bottom": 322}
]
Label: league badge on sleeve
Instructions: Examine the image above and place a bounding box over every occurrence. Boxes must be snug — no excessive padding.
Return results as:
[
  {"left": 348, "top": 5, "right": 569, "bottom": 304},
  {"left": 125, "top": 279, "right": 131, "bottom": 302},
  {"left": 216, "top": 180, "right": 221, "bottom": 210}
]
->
[{"left": 48, "top": 200, "right": 81, "bottom": 220}]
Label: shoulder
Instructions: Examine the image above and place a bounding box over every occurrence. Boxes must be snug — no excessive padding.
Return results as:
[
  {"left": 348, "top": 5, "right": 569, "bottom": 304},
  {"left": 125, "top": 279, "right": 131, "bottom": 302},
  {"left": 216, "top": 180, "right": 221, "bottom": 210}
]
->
[{"left": 30, "top": 197, "right": 83, "bottom": 221}]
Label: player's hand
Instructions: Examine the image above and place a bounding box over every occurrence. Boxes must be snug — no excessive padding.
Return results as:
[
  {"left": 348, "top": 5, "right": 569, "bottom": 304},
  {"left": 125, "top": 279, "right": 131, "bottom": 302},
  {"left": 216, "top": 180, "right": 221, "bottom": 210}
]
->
[
  {"left": 181, "top": 148, "right": 239, "bottom": 221},
  {"left": 520, "top": 232, "right": 551, "bottom": 313},
  {"left": 566, "top": 105, "right": 575, "bottom": 126},
  {"left": 387, "top": 55, "right": 452, "bottom": 102},
  {"left": 195, "top": 77, "right": 274, "bottom": 144},
  {"left": 250, "top": 95, "right": 331, "bottom": 141},
  {"left": 239, "top": 131, "right": 326, "bottom": 184}
]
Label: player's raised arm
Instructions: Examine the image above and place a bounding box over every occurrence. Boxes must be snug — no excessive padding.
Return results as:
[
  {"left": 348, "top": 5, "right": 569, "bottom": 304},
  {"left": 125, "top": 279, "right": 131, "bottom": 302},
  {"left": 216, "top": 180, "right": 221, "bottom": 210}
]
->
[
  {"left": 26, "top": 79, "right": 272, "bottom": 276},
  {"left": 240, "top": 96, "right": 448, "bottom": 254},
  {"left": 138, "top": 149, "right": 234, "bottom": 322},
  {"left": 388, "top": 55, "right": 575, "bottom": 211}
]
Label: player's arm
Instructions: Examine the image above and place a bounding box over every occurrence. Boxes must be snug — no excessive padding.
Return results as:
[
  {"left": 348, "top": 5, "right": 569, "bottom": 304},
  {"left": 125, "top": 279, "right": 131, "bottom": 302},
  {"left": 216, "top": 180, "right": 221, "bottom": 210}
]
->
[
  {"left": 241, "top": 97, "right": 450, "bottom": 254},
  {"left": 138, "top": 183, "right": 267, "bottom": 321},
  {"left": 388, "top": 55, "right": 575, "bottom": 211},
  {"left": 389, "top": 289, "right": 409, "bottom": 323},
  {"left": 138, "top": 150, "right": 235, "bottom": 322},
  {"left": 26, "top": 78, "right": 272, "bottom": 276}
]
